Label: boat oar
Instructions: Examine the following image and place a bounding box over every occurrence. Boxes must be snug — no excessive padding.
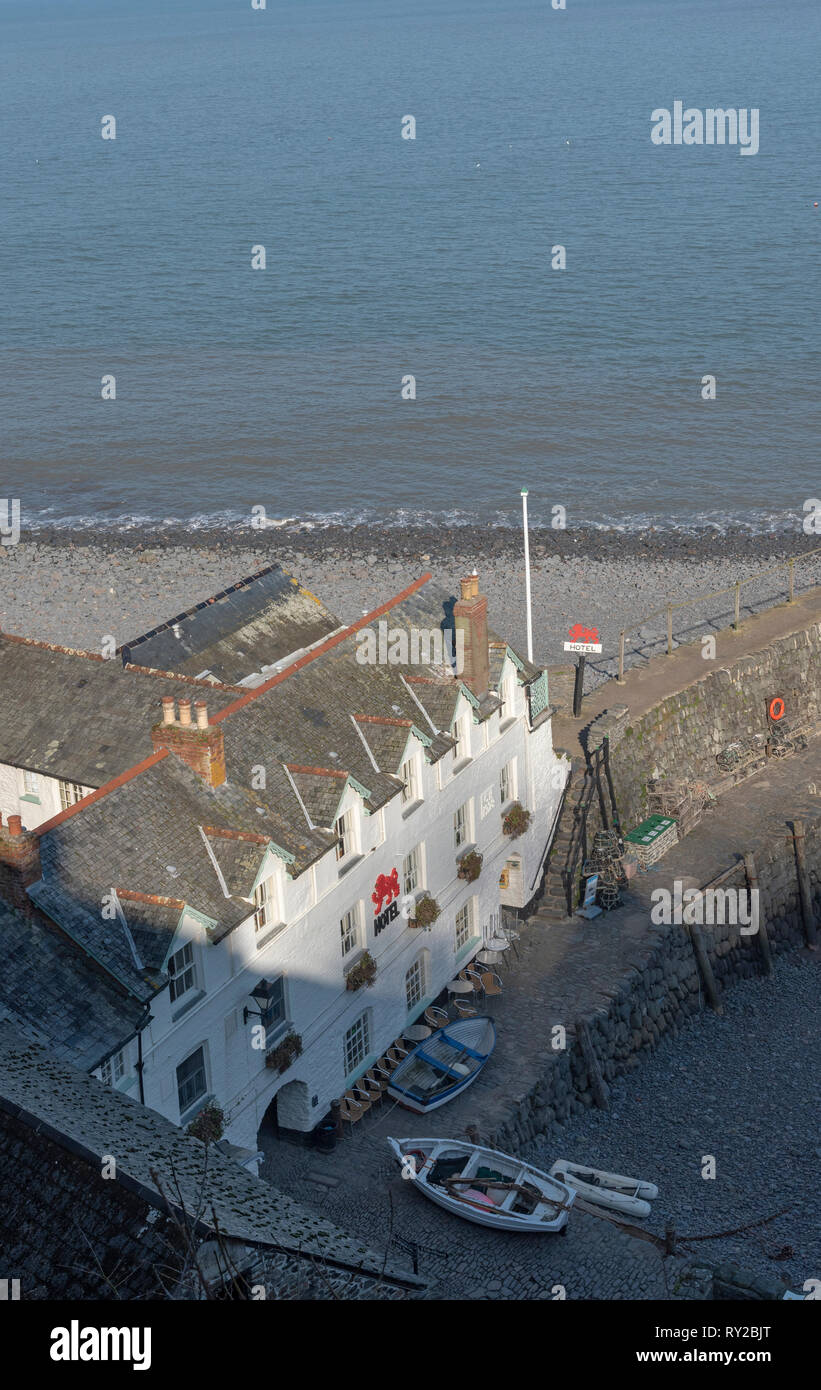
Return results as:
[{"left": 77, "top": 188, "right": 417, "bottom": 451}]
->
[{"left": 445, "top": 1177, "right": 574, "bottom": 1215}]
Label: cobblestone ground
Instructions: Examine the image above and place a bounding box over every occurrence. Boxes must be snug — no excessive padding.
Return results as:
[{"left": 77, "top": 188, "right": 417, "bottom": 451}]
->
[
  {"left": 258, "top": 1118, "right": 669, "bottom": 1300},
  {"left": 259, "top": 749, "right": 821, "bottom": 1300}
]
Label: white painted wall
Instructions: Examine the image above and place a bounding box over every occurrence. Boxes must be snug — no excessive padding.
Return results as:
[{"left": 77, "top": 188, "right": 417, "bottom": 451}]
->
[
  {"left": 116, "top": 661, "right": 569, "bottom": 1151},
  {"left": 0, "top": 763, "right": 92, "bottom": 830}
]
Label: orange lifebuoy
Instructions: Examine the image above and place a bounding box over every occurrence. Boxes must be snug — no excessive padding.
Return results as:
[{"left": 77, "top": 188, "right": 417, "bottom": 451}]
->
[{"left": 769, "top": 697, "right": 785, "bottom": 722}]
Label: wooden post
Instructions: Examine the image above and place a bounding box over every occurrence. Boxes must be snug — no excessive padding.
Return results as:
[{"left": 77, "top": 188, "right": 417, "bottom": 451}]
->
[
  {"left": 664, "top": 1223, "right": 677, "bottom": 1256},
  {"left": 572, "top": 655, "right": 585, "bottom": 717},
  {"left": 602, "top": 734, "right": 621, "bottom": 835},
  {"left": 792, "top": 821, "right": 818, "bottom": 947},
  {"left": 667, "top": 604, "right": 673, "bottom": 656},
  {"left": 595, "top": 747, "right": 610, "bottom": 831},
  {"left": 733, "top": 581, "right": 741, "bottom": 630},
  {"left": 574, "top": 1017, "right": 610, "bottom": 1109},
  {"left": 744, "top": 850, "right": 773, "bottom": 976},
  {"left": 687, "top": 923, "right": 724, "bottom": 1014},
  {"left": 788, "top": 557, "right": 795, "bottom": 604},
  {"left": 617, "top": 630, "right": 626, "bottom": 684}
]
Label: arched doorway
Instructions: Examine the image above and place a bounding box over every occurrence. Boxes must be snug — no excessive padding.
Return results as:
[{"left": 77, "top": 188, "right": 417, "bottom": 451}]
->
[{"left": 258, "top": 1078, "right": 311, "bottom": 1148}]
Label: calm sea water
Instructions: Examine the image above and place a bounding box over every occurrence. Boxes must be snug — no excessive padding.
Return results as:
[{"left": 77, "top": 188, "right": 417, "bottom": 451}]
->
[{"left": 0, "top": 0, "right": 819, "bottom": 533}]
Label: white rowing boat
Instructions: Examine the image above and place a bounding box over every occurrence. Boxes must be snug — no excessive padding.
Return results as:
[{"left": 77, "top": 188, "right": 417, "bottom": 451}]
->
[
  {"left": 387, "top": 1136, "right": 576, "bottom": 1232},
  {"left": 549, "top": 1159, "right": 658, "bottom": 1219}
]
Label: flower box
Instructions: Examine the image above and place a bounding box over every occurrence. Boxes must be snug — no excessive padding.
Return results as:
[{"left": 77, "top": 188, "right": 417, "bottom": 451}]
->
[
  {"left": 266, "top": 1031, "right": 303, "bottom": 1073},
  {"left": 345, "top": 951, "right": 377, "bottom": 991}
]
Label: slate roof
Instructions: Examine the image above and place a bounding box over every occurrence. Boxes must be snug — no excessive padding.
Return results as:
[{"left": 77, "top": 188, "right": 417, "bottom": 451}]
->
[
  {"left": 0, "top": 634, "right": 238, "bottom": 789},
  {"left": 120, "top": 564, "right": 341, "bottom": 685},
  {"left": 0, "top": 902, "right": 144, "bottom": 1070},
  {"left": 0, "top": 1023, "right": 422, "bottom": 1295},
  {"left": 20, "top": 574, "right": 540, "bottom": 954}
]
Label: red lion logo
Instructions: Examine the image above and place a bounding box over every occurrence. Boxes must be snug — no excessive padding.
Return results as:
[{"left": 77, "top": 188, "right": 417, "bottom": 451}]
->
[
  {"left": 568, "top": 623, "right": 599, "bottom": 644},
  {"left": 372, "top": 868, "right": 400, "bottom": 915}
]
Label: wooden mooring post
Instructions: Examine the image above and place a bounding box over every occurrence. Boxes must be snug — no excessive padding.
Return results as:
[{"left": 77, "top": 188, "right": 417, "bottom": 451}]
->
[
  {"left": 574, "top": 1016, "right": 610, "bottom": 1109},
  {"left": 744, "top": 850, "right": 773, "bottom": 976},
  {"left": 791, "top": 820, "right": 818, "bottom": 948},
  {"left": 687, "top": 922, "right": 724, "bottom": 1015}
]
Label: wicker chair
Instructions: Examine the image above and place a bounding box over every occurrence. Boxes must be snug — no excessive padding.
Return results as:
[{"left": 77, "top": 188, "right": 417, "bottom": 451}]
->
[
  {"left": 338, "top": 1094, "right": 366, "bottom": 1133},
  {"left": 453, "top": 997, "right": 477, "bottom": 1019},
  {"left": 425, "top": 1005, "right": 450, "bottom": 1030}
]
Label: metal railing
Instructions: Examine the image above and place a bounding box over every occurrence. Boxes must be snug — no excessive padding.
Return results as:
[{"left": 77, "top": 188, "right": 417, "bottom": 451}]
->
[{"left": 616, "top": 545, "right": 821, "bottom": 683}]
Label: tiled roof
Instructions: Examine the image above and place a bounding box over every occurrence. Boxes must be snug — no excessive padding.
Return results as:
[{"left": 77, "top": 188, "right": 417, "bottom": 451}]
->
[
  {"left": 0, "top": 1023, "right": 422, "bottom": 1291},
  {"left": 0, "top": 902, "right": 144, "bottom": 1070},
  {"left": 0, "top": 635, "right": 238, "bottom": 789},
  {"left": 120, "top": 564, "right": 340, "bottom": 684}
]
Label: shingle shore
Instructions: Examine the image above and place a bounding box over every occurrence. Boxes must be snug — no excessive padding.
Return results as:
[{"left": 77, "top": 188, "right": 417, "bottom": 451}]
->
[{"left": 2, "top": 533, "right": 820, "bottom": 692}]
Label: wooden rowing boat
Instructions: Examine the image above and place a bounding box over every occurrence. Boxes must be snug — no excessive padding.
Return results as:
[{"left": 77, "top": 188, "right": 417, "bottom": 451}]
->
[
  {"left": 549, "top": 1159, "right": 658, "bottom": 1219},
  {"left": 387, "top": 1136, "right": 576, "bottom": 1232},
  {"left": 387, "top": 1017, "right": 495, "bottom": 1113}
]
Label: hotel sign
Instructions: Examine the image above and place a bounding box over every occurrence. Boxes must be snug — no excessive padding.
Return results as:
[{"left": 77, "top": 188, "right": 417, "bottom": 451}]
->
[
  {"left": 372, "top": 867, "right": 401, "bottom": 936},
  {"left": 563, "top": 622, "right": 602, "bottom": 654}
]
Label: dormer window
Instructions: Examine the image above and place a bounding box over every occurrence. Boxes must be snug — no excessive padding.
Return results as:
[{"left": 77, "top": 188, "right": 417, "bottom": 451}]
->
[
  {"left": 168, "top": 942, "right": 196, "bottom": 1003},
  {"left": 452, "top": 715, "right": 470, "bottom": 764},
  {"left": 499, "top": 676, "right": 515, "bottom": 723},
  {"left": 400, "top": 757, "right": 420, "bottom": 805},
  {"left": 253, "top": 875, "right": 277, "bottom": 933},
  {"left": 335, "top": 809, "right": 356, "bottom": 861}
]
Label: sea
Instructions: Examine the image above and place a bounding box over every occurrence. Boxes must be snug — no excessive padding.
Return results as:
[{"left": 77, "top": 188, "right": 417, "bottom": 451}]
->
[{"left": 0, "top": 0, "right": 819, "bottom": 536}]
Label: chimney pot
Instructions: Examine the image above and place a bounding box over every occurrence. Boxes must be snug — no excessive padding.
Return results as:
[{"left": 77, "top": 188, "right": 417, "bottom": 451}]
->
[
  {"left": 8, "top": 815, "right": 22, "bottom": 837},
  {"left": 178, "top": 698, "right": 192, "bottom": 726},
  {"left": 194, "top": 701, "right": 209, "bottom": 729},
  {"left": 161, "top": 696, "right": 176, "bottom": 725},
  {"left": 453, "top": 569, "right": 489, "bottom": 697}
]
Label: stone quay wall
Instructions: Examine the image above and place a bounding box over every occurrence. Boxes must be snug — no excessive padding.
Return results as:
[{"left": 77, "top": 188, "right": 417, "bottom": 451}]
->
[
  {"left": 598, "top": 619, "right": 821, "bottom": 834},
  {"left": 490, "top": 816, "right": 820, "bottom": 1158}
]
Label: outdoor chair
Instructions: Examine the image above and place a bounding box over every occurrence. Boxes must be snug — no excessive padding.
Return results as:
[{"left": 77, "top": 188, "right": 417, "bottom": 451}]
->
[
  {"left": 338, "top": 1094, "right": 366, "bottom": 1133},
  {"left": 348, "top": 1086, "right": 371, "bottom": 1120},
  {"left": 453, "top": 997, "right": 477, "bottom": 1019},
  {"left": 425, "top": 1005, "right": 450, "bottom": 1030},
  {"left": 480, "top": 971, "right": 503, "bottom": 999}
]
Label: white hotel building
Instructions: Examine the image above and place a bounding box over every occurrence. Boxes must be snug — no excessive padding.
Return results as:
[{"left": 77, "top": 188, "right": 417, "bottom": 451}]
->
[{"left": 0, "top": 564, "right": 568, "bottom": 1157}]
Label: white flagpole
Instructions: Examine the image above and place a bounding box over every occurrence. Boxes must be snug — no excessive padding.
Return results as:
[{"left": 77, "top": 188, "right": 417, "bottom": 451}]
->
[{"left": 521, "top": 487, "right": 533, "bottom": 663}]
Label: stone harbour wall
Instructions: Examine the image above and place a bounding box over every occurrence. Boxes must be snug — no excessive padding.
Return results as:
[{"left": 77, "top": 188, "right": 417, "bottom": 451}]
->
[
  {"left": 488, "top": 816, "right": 820, "bottom": 1158},
  {"left": 599, "top": 619, "right": 821, "bottom": 833}
]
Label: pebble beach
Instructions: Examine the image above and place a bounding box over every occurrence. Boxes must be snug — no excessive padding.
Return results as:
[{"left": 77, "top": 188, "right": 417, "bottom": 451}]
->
[{"left": 3, "top": 527, "right": 820, "bottom": 693}]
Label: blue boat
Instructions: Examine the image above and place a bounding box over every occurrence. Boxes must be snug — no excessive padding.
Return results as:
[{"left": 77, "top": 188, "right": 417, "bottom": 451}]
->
[{"left": 387, "top": 1017, "right": 496, "bottom": 1112}]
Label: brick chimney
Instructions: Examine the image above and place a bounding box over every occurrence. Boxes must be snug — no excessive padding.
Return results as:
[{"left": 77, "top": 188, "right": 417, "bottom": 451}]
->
[
  {"left": 454, "top": 570, "right": 489, "bottom": 697},
  {"left": 0, "top": 813, "right": 42, "bottom": 913},
  {"left": 151, "top": 699, "right": 226, "bottom": 788}
]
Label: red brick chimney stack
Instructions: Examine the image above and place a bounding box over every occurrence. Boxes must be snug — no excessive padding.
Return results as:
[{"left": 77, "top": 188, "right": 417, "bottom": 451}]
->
[
  {"left": 151, "top": 699, "right": 227, "bottom": 788},
  {"left": 454, "top": 569, "right": 490, "bottom": 697},
  {"left": 0, "top": 814, "right": 42, "bottom": 913}
]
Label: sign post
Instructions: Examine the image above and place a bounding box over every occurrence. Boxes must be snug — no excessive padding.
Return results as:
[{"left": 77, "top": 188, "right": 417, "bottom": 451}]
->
[{"left": 563, "top": 624, "right": 603, "bottom": 718}]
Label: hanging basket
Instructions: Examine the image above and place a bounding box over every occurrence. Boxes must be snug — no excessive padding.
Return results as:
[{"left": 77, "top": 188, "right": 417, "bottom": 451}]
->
[
  {"left": 409, "top": 895, "right": 440, "bottom": 929},
  {"left": 345, "top": 951, "right": 377, "bottom": 991},
  {"left": 457, "top": 850, "right": 483, "bottom": 883},
  {"left": 502, "top": 801, "right": 532, "bottom": 839},
  {"left": 266, "top": 1031, "right": 303, "bottom": 1073}
]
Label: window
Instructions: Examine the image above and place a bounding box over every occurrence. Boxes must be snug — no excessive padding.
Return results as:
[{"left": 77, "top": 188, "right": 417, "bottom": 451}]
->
[
  {"left": 253, "top": 874, "right": 277, "bottom": 933},
  {"left": 403, "top": 845, "right": 421, "bottom": 896},
  {"left": 340, "top": 905, "right": 360, "bottom": 957},
  {"left": 453, "top": 801, "right": 470, "bottom": 850},
  {"left": 22, "top": 770, "right": 40, "bottom": 797},
  {"left": 452, "top": 716, "right": 469, "bottom": 763},
  {"left": 405, "top": 957, "right": 425, "bottom": 1011},
  {"left": 168, "top": 941, "right": 196, "bottom": 1004},
  {"left": 335, "top": 809, "right": 356, "bottom": 861},
  {"left": 176, "top": 1046, "right": 207, "bottom": 1115},
  {"left": 58, "top": 779, "right": 85, "bottom": 811},
  {"left": 455, "top": 901, "right": 473, "bottom": 952},
  {"left": 263, "top": 976, "right": 287, "bottom": 1037},
  {"left": 499, "top": 676, "right": 515, "bottom": 723},
  {"left": 500, "top": 759, "right": 516, "bottom": 806},
  {"left": 343, "top": 1012, "right": 370, "bottom": 1077},
  {"left": 400, "top": 757, "right": 419, "bottom": 805},
  {"left": 101, "top": 1047, "right": 127, "bottom": 1087}
]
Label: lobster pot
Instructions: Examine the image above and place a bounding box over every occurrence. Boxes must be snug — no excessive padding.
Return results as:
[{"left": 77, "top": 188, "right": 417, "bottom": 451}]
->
[{"left": 625, "top": 815, "right": 679, "bottom": 868}]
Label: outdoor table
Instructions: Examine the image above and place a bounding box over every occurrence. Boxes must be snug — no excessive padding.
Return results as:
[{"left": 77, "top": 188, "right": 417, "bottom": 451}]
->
[
  {"left": 403, "top": 1024, "right": 431, "bottom": 1043},
  {"left": 447, "top": 978, "right": 475, "bottom": 995},
  {"left": 476, "top": 949, "right": 502, "bottom": 966},
  {"left": 485, "top": 936, "right": 509, "bottom": 953}
]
